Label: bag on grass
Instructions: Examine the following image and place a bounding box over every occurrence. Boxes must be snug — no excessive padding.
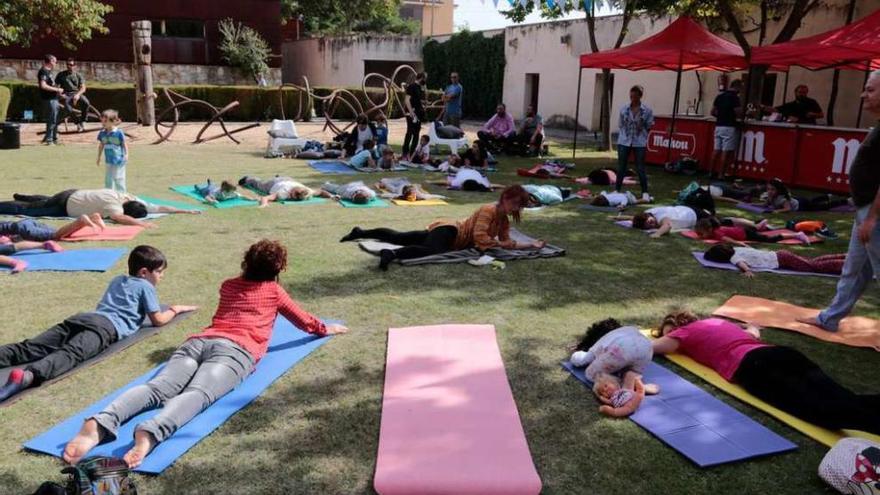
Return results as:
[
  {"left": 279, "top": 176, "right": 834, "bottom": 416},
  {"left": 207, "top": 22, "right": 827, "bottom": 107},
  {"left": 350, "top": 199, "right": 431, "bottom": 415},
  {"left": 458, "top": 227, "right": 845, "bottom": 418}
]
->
[
  {"left": 819, "top": 438, "right": 880, "bottom": 494},
  {"left": 676, "top": 181, "right": 701, "bottom": 205},
  {"left": 665, "top": 157, "right": 699, "bottom": 175},
  {"left": 63, "top": 456, "right": 137, "bottom": 495},
  {"left": 434, "top": 121, "right": 464, "bottom": 139}
]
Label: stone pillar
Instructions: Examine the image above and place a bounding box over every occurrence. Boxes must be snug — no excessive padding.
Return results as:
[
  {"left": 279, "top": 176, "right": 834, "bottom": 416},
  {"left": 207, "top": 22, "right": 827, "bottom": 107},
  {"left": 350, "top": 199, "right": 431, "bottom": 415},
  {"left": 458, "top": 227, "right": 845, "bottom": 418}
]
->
[{"left": 132, "top": 20, "right": 155, "bottom": 126}]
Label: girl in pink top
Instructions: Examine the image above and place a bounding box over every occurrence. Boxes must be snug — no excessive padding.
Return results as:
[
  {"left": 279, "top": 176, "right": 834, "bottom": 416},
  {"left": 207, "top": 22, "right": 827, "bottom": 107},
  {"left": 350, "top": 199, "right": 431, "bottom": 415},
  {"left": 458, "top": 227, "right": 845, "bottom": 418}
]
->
[{"left": 652, "top": 310, "right": 880, "bottom": 435}]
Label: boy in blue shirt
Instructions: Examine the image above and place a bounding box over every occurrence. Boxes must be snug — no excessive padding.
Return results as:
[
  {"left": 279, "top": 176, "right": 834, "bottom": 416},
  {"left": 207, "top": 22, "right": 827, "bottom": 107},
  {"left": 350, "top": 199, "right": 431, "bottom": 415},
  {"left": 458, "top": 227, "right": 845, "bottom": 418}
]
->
[
  {"left": 97, "top": 109, "right": 129, "bottom": 193},
  {"left": 375, "top": 114, "right": 389, "bottom": 152},
  {"left": 0, "top": 245, "right": 197, "bottom": 401},
  {"left": 349, "top": 139, "right": 378, "bottom": 169}
]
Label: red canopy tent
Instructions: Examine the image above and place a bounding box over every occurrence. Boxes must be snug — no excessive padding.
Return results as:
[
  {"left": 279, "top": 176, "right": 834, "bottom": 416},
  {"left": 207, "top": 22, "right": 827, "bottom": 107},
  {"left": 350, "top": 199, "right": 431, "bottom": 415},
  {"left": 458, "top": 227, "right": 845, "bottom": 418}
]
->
[
  {"left": 573, "top": 16, "right": 749, "bottom": 158},
  {"left": 751, "top": 9, "right": 880, "bottom": 125}
]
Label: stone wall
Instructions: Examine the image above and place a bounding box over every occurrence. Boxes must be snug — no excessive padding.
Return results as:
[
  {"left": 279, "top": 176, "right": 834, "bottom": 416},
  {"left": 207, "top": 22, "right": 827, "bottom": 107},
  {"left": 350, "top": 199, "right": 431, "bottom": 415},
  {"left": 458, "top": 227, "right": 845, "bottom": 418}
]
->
[{"left": 0, "top": 59, "right": 281, "bottom": 86}]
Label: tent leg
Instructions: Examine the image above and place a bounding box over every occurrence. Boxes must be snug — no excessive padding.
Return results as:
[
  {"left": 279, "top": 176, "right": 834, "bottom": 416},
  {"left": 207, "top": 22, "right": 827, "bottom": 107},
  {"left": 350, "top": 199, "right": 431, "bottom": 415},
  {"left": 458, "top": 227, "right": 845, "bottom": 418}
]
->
[
  {"left": 666, "top": 68, "right": 683, "bottom": 164},
  {"left": 573, "top": 67, "right": 583, "bottom": 160},
  {"left": 782, "top": 71, "right": 790, "bottom": 101}
]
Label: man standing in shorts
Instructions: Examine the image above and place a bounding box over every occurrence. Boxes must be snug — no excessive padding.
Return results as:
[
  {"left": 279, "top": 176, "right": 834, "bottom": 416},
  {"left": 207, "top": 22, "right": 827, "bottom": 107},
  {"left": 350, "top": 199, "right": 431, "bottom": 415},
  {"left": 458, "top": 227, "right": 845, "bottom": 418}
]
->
[{"left": 709, "top": 79, "right": 743, "bottom": 179}]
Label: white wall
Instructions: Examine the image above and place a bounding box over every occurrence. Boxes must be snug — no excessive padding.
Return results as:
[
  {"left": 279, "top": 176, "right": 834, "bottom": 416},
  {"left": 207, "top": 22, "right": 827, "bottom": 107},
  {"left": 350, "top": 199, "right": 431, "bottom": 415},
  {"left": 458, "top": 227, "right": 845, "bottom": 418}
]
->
[
  {"left": 502, "top": 1, "right": 880, "bottom": 131},
  {"left": 283, "top": 35, "right": 424, "bottom": 87}
]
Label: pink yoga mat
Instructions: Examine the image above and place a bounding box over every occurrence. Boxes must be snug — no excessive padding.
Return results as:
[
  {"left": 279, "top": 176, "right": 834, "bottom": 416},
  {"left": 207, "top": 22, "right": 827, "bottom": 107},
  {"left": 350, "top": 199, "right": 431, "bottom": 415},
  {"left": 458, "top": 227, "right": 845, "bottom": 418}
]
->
[
  {"left": 61, "top": 226, "right": 144, "bottom": 242},
  {"left": 374, "top": 325, "right": 542, "bottom": 495}
]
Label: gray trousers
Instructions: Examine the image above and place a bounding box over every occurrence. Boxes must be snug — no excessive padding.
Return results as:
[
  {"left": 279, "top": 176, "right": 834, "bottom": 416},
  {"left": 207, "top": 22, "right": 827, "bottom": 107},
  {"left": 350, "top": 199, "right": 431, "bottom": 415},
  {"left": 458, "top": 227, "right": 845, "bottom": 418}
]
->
[{"left": 91, "top": 337, "right": 254, "bottom": 443}]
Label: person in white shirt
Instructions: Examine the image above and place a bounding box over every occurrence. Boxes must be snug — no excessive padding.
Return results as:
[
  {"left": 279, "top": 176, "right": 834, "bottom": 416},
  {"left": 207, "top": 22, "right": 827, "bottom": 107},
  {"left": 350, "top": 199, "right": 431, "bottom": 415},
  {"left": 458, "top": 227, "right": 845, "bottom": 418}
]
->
[
  {"left": 591, "top": 190, "right": 652, "bottom": 209},
  {"left": 704, "top": 243, "right": 846, "bottom": 278},
  {"left": 447, "top": 168, "right": 493, "bottom": 192}
]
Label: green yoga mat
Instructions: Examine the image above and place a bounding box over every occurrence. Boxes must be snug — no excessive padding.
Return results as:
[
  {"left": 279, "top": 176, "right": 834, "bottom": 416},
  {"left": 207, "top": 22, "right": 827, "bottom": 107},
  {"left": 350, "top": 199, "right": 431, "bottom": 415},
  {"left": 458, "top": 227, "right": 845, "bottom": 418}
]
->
[
  {"left": 169, "top": 185, "right": 258, "bottom": 209},
  {"left": 138, "top": 196, "right": 207, "bottom": 211},
  {"left": 340, "top": 198, "right": 389, "bottom": 208},
  {"left": 242, "top": 186, "right": 330, "bottom": 206}
]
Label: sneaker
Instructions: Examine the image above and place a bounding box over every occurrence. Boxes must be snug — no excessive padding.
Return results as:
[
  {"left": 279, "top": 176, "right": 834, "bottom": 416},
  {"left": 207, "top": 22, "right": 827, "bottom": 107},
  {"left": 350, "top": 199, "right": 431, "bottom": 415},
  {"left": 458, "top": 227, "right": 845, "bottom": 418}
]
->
[
  {"left": 816, "top": 227, "right": 838, "bottom": 240},
  {"left": 76, "top": 123, "right": 85, "bottom": 132},
  {"left": 642, "top": 192, "right": 653, "bottom": 202}
]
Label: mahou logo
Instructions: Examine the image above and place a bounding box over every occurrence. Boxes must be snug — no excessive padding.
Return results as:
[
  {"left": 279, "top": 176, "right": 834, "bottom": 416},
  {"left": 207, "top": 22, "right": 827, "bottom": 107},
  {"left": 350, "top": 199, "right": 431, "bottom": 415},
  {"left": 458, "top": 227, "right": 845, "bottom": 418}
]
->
[
  {"left": 647, "top": 131, "right": 695, "bottom": 154},
  {"left": 734, "top": 130, "right": 767, "bottom": 173},
  {"left": 828, "top": 137, "right": 859, "bottom": 184}
]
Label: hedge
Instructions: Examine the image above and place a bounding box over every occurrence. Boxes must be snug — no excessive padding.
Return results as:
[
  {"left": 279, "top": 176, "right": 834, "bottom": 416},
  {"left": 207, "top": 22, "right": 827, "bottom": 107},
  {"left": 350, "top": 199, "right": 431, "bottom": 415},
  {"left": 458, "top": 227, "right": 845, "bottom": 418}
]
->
[
  {"left": 0, "top": 82, "right": 441, "bottom": 123},
  {"left": 423, "top": 30, "right": 505, "bottom": 119},
  {"left": 0, "top": 85, "right": 9, "bottom": 122}
]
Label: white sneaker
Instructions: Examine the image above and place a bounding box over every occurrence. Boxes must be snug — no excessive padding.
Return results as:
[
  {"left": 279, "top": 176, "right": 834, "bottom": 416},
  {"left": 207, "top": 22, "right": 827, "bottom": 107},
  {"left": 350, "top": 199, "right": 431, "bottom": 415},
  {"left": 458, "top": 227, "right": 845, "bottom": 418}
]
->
[
  {"left": 467, "top": 255, "right": 496, "bottom": 266},
  {"left": 642, "top": 193, "right": 653, "bottom": 202}
]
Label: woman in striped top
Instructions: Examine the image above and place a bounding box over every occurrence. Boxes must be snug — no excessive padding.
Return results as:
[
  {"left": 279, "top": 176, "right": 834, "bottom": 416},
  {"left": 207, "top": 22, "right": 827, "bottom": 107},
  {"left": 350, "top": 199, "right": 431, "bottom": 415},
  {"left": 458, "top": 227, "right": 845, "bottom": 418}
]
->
[
  {"left": 64, "top": 239, "right": 348, "bottom": 468},
  {"left": 340, "top": 185, "right": 546, "bottom": 270}
]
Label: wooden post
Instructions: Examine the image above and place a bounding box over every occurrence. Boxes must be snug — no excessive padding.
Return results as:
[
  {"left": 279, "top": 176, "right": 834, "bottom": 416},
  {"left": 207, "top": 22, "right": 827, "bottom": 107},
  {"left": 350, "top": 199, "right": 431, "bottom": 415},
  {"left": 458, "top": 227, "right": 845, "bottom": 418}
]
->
[{"left": 132, "top": 20, "right": 155, "bottom": 126}]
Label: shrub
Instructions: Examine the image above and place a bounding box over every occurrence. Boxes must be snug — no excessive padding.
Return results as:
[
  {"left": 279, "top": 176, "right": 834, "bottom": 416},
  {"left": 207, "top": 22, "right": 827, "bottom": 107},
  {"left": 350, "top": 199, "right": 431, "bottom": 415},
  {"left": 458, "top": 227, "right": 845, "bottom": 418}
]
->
[
  {"left": 218, "top": 19, "right": 271, "bottom": 84},
  {"left": 0, "top": 85, "right": 10, "bottom": 122}
]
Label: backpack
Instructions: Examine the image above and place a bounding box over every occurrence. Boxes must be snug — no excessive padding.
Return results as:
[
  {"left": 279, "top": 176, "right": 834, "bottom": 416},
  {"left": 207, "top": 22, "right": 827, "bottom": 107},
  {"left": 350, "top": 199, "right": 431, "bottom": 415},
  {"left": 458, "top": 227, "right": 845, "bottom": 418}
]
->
[
  {"left": 33, "top": 457, "right": 137, "bottom": 495},
  {"left": 665, "top": 157, "right": 699, "bottom": 175},
  {"left": 819, "top": 438, "right": 880, "bottom": 494},
  {"left": 676, "top": 181, "right": 702, "bottom": 205}
]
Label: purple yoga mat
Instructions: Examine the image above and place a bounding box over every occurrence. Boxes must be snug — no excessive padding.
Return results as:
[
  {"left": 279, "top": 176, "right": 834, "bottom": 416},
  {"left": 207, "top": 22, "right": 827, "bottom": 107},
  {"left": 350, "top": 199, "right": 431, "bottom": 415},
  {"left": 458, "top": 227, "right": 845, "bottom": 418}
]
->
[
  {"left": 830, "top": 204, "right": 857, "bottom": 213},
  {"left": 736, "top": 203, "right": 773, "bottom": 214},
  {"left": 691, "top": 251, "right": 838, "bottom": 278}
]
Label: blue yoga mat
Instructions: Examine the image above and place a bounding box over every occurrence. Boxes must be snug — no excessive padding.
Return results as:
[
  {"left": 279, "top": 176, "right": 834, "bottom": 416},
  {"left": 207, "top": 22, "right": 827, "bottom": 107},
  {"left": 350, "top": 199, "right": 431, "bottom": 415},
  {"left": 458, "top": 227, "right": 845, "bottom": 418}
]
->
[
  {"left": 2, "top": 248, "right": 127, "bottom": 273},
  {"left": 562, "top": 361, "right": 797, "bottom": 467},
  {"left": 309, "top": 160, "right": 355, "bottom": 174},
  {"left": 25, "top": 317, "right": 335, "bottom": 474},
  {"left": 169, "top": 185, "right": 258, "bottom": 209}
]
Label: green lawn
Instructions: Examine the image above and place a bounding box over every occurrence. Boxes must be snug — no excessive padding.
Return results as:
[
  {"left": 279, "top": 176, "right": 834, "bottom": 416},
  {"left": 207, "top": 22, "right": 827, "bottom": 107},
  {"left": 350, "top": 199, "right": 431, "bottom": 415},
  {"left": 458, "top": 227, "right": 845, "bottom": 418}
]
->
[{"left": 0, "top": 141, "right": 877, "bottom": 494}]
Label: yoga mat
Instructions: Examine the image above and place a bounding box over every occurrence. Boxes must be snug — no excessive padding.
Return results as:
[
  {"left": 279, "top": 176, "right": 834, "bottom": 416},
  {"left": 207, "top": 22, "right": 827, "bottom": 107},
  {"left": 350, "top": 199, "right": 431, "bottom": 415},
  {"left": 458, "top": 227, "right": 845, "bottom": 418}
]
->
[
  {"left": 24, "top": 317, "right": 335, "bottom": 474},
  {"left": 736, "top": 203, "right": 773, "bottom": 214},
  {"left": 580, "top": 204, "right": 621, "bottom": 213},
  {"left": 524, "top": 194, "right": 579, "bottom": 212},
  {"left": 61, "top": 226, "right": 144, "bottom": 242},
  {"left": 657, "top": 349, "right": 880, "bottom": 448},
  {"left": 691, "top": 252, "right": 838, "bottom": 279},
  {"left": 2, "top": 248, "right": 127, "bottom": 273},
  {"left": 562, "top": 360, "right": 797, "bottom": 467},
  {"left": 308, "top": 160, "right": 355, "bottom": 174},
  {"left": 339, "top": 198, "right": 389, "bottom": 208},
  {"left": 390, "top": 198, "right": 448, "bottom": 206},
  {"left": 0, "top": 308, "right": 190, "bottom": 407},
  {"left": 241, "top": 186, "right": 329, "bottom": 206},
  {"left": 136, "top": 196, "right": 206, "bottom": 212},
  {"left": 358, "top": 228, "right": 565, "bottom": 265},
  {"left": 680, "top": 229, "right": 821, "bottom": 245},
  {"left": 169, "top": 185, "right": 258, "bottom": 209},
  {"left": 830, "top": 204, "right": 857, "bottom": 213},
  {"left": 374, "top": 325, "right": 542, "bottom": 495},
  {"left": 614, "top": 219, "right": 687, "bottom": 235},
  {"left": 713, "top": 295, "right": 880, "bottom": 351}
]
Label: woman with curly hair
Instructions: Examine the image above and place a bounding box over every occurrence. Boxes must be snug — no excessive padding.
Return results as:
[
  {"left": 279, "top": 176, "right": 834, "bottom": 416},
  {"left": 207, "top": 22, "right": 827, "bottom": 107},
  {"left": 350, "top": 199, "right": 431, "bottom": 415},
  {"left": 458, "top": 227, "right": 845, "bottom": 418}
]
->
[
  {"left": 63, "top": 239, "right": 348, "bottom": 468},
  {"left": 652, "top": 310, "right": 880, "bottom": 434},
  {"left": 339, "top": 185, "right": 546, "bottom": 270}
]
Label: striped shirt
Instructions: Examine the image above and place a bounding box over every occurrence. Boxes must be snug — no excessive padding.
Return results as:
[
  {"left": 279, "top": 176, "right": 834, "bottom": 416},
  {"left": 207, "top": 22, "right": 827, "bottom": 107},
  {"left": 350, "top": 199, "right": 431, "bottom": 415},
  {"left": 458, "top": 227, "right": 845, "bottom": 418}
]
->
[
  {"left": 189, "top": 277, "right": 326, "bottom": 362},
  {"left": 429, "top": 203, "right": 515, "bottom": 251}
]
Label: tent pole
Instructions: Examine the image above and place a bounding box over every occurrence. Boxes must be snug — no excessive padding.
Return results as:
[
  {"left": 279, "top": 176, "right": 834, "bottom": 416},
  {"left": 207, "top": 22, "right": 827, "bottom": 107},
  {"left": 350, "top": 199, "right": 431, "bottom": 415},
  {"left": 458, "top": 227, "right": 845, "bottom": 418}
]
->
[
  {"left": 782, "top": 70, "right": 790, "bottom": 101},
  {"left": 856, "top": 62, "right": 870, "bottom": 127},
  {"left": 573, "top": 67, "right": 584, "bottom": 160},
  {"left": 666, "top": 67, "right": 683, "bottom": 164}
]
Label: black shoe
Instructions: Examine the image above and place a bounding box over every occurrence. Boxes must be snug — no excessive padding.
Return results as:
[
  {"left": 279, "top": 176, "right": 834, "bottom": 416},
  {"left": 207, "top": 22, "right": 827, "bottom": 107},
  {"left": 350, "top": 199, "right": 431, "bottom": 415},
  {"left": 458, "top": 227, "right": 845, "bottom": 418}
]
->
[
  {"left": 340, "top": 227, "right": 363, "bottom": 243},
  {"left": 238, "top": 176, "right": 248, "bottom": 186},
  {"left": 378, "top": 249, "right": 395, "bottom": 271}
]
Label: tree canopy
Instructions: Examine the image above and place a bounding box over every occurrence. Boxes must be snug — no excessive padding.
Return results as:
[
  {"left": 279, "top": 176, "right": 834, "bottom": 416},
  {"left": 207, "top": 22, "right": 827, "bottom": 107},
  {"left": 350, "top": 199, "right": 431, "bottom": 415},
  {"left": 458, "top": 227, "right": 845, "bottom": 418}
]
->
[
  {"left": 0, "top": 0, "right": 112, "bottom": 49},
  {"left": 282, "top": 0, "right": 420, "bottom": 35}
]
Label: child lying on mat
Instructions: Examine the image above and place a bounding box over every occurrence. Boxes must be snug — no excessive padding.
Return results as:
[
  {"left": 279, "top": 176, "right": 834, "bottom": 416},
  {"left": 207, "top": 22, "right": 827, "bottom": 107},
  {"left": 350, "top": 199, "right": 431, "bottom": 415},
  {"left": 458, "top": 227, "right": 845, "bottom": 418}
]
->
[
  {"left": 575, "top": 167, "right": 636, "bottom": 186},
  {"left": 694, "top": 217, "right": 811, "bottom": 245},
  {"left": 0, "top": 214, "right": 105, "bottom": 242},
  {"left": 375, "top": 178, "right": 445, "bottom": 201},
  {"left": 239, "top": 175, "right": 331, "bottom": 208},
  {"left": 704, "top": 243, "right": 846, "bottom": 277},
  {"left": 0, "top": 238, "right": 64, "bottom": 273},
  {"left": 194, "top": 179, "right": 257, "bottom": 205},
  {"left": 617, "top": 205, "right": 705, "bottom": 238},
  {"left": 523, "top": 184, "right": 571, "bottom": 207},
  {"left": 63, "top": 240, "right": 348, "bottom": 468},
  {"left": 446, "top": 168, "right": 495, "bottom": 192},
  {"left": 322, "top": 181, "right": 377, "bottom": 204},
  {"left": 590, "top": 190, "right": 651, "bottom": 209},
  {"left": 0, "top": 246, "right": 197, "bottom": 401},
  {"left": 569, "top": 319, "right": 658, "bottom": 417},
  {"left": 756, "top": 178, "right": 852, "bottom": 213}
]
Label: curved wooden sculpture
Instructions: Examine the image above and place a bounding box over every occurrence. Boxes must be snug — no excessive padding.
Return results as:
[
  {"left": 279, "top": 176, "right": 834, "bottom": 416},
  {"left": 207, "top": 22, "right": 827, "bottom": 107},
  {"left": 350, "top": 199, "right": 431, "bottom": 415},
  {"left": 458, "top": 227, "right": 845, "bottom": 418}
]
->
[
  {"left": 152, "top": 88, "right": 260, "bottom": 144},
  {"left": 277, "top": 64, "right": 445, "bottom": 137}
]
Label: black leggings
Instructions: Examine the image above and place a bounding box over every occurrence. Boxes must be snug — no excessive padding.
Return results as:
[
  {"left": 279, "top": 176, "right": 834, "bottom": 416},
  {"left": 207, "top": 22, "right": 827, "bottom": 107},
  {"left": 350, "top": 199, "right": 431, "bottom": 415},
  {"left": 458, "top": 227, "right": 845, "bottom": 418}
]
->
[
  {"left": 402, "top": 116, "right": 421, "bottom": 157},
  {"left": 734, "top": 346, "right": 880, "bottom": 434},
  {"left": 360, "top": 225, "right": 458, "bottom": 261},
  {"left": 796, "top": 195, "right": 850, "bottom": 212},
  {"left": 742, "top": 226, "right": 784, "bottom": 243},
  {"left": 0, "top": 189, "right": 75, "bottom": 217}
]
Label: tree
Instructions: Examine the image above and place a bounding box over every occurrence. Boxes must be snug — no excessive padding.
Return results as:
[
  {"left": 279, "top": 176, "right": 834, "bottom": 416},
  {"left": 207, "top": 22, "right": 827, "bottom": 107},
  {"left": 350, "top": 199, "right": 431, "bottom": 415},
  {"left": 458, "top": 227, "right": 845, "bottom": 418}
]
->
[
  {"left": 281, "top": 0, "right": 419, "bottom": 35},
  {"left": 218, "top": 19, "right": 272, "bottom": 84},
  {"left": 0, "top": 0, "right": 112, "bottom": 49},
  {"left": 503, "top": 0, "right": 662, "bottom": 150}
]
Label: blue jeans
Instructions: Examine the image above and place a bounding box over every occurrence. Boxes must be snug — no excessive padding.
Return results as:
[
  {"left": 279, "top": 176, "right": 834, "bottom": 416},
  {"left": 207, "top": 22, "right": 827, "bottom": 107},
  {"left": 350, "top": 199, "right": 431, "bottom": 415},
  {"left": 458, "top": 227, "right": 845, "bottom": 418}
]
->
[
  {"left": 817, "top": 205, "right": 880, "bottom": 331},
  {"left": 0, "top": 219, "right": 57, "bottom": 241},
  {"left": 616, "top": 145, "right": 647, "bottom": 194},
  {"left": 42, "top": 99, "right": 59, "bottom": 143}
]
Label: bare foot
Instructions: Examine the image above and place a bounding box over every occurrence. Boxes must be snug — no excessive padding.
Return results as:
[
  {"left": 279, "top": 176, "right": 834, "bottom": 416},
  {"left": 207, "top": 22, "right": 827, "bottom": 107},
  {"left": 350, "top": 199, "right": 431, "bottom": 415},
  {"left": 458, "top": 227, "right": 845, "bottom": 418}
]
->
[
  {"left": 63, "top": 419, "right": 103, "bottom": 465},
  {"left": 123, "top": 430, "right": 157, "bottom": 469},
  {"left": 91, "top": 213, "right": 106, "bottom": 231}
]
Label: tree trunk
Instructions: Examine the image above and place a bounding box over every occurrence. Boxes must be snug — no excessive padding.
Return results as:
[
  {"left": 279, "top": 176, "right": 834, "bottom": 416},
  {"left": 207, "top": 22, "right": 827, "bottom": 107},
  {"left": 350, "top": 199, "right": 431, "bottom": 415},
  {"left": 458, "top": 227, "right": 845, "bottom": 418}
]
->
[
  {"left": 132, "top": 20, "right": 155, "bottom": 126},
  {"left": 827, "top": 0, "right": 857, "bottom": 126}
]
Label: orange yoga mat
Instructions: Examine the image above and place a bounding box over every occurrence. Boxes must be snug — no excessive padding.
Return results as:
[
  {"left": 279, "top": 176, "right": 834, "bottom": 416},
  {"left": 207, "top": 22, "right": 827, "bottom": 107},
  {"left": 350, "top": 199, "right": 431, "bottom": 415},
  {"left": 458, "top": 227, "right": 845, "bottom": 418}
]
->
[
  {"left": 61, "top": 225, "right": 144, "bottom": 242},
  {"left": 714, "top": 295, "right": 880, "bottom": 351},
  {"left": 374, "top": 325, "right": 542, "bottom": 495}
]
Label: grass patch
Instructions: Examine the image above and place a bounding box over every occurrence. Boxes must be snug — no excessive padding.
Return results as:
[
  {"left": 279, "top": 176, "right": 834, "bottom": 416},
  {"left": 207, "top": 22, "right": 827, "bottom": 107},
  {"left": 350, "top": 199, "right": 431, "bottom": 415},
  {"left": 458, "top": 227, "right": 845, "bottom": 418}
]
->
[{"left": 0, "top": 140, "right": 874, "bottom": 494}]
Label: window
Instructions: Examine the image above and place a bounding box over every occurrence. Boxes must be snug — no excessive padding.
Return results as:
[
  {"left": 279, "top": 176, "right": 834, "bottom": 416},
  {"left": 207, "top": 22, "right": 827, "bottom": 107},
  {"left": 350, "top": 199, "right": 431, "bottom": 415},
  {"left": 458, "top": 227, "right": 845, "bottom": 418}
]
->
[
  {"left": 151, "top": 19, "right": 205, "bottom": 39},
  {"left": 399, "top": 5, "right": 423, "bottom": 21}
]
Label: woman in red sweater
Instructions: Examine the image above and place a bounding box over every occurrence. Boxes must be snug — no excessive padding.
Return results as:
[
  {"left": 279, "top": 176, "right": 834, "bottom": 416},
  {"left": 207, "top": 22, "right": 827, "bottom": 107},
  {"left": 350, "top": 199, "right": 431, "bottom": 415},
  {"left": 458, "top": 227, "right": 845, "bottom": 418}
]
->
[{"left": 63, "top": 239, "right": 348, "bottom": 468}]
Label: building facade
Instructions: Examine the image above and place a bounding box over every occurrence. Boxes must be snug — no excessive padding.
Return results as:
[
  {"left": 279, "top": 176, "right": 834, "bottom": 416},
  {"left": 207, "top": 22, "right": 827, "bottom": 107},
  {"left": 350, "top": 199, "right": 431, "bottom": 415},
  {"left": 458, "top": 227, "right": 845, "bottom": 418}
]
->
[{"left": 400, "top": 0, "right": 455, "bottom": 36}]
